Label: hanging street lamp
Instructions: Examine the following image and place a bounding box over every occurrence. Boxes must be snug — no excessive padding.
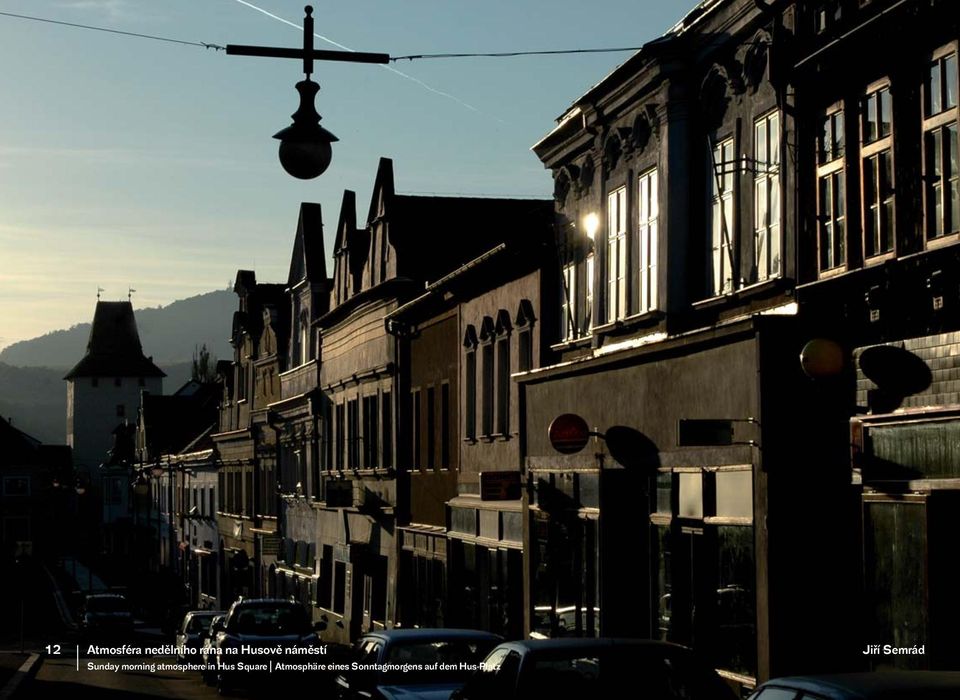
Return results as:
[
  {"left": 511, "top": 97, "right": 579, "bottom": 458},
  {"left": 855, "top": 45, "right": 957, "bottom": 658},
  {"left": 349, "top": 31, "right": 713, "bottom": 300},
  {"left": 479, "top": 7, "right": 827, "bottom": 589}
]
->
[{"left": 226, "top": 6, "right": 390, "bottom": 179}]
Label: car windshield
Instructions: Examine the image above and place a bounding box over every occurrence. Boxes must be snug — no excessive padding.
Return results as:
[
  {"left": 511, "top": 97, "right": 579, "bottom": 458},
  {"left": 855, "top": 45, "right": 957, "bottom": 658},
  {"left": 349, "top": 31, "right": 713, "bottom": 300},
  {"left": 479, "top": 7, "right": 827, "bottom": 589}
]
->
[
  {"left": 187, "top": 614, "right": 216, "bottom": 633},
  {"left": 228, "top": 605, "right": 310, "bottom": 635},
  {"left": 86, "top": 597, "right": 130, "bottom": 613},
  {"left": 378, "top": 639, "right": 497, "bottom": 685}
]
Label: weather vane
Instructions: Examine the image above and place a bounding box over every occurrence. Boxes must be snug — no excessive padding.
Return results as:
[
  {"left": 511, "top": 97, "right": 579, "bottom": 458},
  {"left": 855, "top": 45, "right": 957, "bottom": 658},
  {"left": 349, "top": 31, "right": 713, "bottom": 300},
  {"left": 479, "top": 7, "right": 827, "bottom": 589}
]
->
[{"left": 226, "top": 6, "right": 390, "bottom": 179}]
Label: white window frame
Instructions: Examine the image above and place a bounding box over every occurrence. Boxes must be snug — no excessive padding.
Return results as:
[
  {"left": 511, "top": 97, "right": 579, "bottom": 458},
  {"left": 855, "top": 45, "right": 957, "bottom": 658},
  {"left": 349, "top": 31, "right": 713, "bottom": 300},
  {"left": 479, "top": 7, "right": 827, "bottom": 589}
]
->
[
  {"left": 561, "top": 261, "right": 577, "bottom": 340},
  {"left": 607, "top": 187, "right": 628, "bottom": 322},
  {"left": 637, "top": 168, "right": 659, "bottom": 312},
  {"left": 753, "top": 111, "right": 781, "bottom": 282},
  {"left": 709, "top": 137, "right": 736, "bottom": 295}
]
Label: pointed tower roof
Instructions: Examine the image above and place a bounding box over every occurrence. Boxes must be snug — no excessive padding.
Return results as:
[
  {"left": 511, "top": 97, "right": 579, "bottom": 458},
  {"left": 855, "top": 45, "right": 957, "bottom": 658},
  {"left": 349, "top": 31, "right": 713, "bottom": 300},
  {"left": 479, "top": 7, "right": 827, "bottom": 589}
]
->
[
  {"left": 64, "top": 301, "right": 165, "bottom": 380},
  {"left": 287, "top": 202, "right": 326, "bottom": 287}
]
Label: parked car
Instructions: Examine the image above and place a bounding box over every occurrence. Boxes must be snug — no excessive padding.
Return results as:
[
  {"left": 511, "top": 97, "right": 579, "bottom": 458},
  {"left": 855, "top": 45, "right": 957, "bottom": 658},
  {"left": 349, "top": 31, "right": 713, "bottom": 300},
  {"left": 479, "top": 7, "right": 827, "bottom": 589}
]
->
[
  {"left": 212, "top": 598, "right": 323, "bottom": 693},
  {"left": 199, "top": 614, "right": 226, "bottom": 684},
  {"left": 174, "top": 609, "right": 221, "bottom": 662},
  {"left": 80, "top": 593, "right": 135, "bottom": 641},
  {"left": 336, "top": 628, "right": 503, "bottom": 700},
  {"left": 452, "top": 638, "right": 737, "bottom": 700},
  {"left": 747, "top": 672, "right": 960, "bottom": 700}
]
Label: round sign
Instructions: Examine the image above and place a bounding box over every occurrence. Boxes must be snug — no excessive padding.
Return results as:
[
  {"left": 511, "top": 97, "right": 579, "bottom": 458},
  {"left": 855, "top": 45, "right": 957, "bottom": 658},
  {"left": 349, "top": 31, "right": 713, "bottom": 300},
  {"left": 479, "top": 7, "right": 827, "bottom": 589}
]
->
[{"left": 548, "top": 413, "right": 590, "bottom": 455}]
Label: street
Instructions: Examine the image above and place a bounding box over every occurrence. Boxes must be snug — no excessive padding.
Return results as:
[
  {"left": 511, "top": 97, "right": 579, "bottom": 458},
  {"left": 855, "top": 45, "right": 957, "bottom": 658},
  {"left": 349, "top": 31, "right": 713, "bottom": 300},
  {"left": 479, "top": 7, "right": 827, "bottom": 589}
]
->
[{"left": 29, "top": 655, "right": 220, "bottom": 699}]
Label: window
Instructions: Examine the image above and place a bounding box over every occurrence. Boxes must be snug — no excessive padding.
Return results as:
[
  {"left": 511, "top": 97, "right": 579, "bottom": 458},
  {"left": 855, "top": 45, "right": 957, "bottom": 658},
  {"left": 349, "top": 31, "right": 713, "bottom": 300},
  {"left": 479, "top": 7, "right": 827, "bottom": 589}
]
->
[
  {"left": 426, "top": 386, "right": 436, "bottom": 469},
  {"left": 518, "top": 328, "right": 532, "bottom": 373},
  {"left": 817, "top": 106, "right": 846, "bottom": 271},
  {"left": 923, "top": 48, "right": 959, "bottom": 240},
  {"left": 708, "top": 137, "right": 736, "bottom": 295},
  {"left": 3, "top": 477, "right": 30, "bottom": 496},
  {"left": 335, "top": 403, "right": 345, "bottom": 470},
  {"left": 496, "top": 335, "right": 510, "bottom": 435},
  {"left": 861, "top": 84, "right": 895, "bottom": 257},
  {"left": 412, "top": 389, "right": 422, "bottom": 467},
  {"left": 465, "top": 349, "right": 477, "bottom": 440},
  {"left": 347, "top": 399, "right": 359, "bottom": 469},
  {"left": 813, "top": 1, "right": 842, "bottom": 34},
  {"left": 753, "top": 111, "right": 781, "bottom": 281},
  {"left": 441, "top": 383, "right": 450, "bottom": 467},
  {"left": 607, "top": 187, "right": 628, "bottom": 321},
  {"left": 363, "top": 395, "right": 379, "bottom": 468},
  {"left": 481, "top": 343, "right": 494, "bottom": 435},
  {"left": 637, "top": 168, "right": 659, "bottom": 311},
  {"left": 382, "top": 391, "right": 393, "bottom": 468},
  {"left": 585, "top": 252, "right": 595, "bottom": 332},
  {"left": 561, "top": 261, "right": 577, "bottom": 340}
]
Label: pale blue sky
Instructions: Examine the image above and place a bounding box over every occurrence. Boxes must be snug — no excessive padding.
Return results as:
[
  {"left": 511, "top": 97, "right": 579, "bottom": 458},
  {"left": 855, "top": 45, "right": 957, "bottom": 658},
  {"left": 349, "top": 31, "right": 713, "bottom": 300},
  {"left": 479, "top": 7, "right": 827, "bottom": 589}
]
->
[{"left": 0, "top": 0, "right": 682, "bottom": 350}]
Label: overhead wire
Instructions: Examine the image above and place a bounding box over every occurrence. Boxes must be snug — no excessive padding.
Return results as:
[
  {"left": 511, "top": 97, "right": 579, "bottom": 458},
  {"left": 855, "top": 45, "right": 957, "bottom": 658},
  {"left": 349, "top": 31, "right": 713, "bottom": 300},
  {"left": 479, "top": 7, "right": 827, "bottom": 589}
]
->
[
  {"left": 0, "top": 10, "right": 225, "bottom": 51},
  {"left": 0, "top": 9, "right": 641, "bottom": 61}
]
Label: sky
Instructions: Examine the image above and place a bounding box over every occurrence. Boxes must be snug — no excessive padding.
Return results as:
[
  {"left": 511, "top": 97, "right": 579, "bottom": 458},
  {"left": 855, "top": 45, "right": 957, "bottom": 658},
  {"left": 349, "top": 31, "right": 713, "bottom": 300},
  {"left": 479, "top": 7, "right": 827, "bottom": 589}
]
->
[{"left": 0, "top": 0, "right": 684, "bottom": 351}]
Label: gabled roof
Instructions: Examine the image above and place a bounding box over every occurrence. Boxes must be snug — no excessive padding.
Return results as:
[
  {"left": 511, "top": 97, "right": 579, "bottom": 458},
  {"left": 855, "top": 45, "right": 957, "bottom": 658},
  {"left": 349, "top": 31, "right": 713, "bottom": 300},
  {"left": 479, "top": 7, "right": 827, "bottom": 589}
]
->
[
  {"left": 334, "top": 190, "right": 357, "bottom": 255},
  {"left": 366, "top": 157, "right": 394, "bottom": 225},
  {"left": 139, "top": 382, "right": 219, "bottom": 459},
  {"left": 287, "top": 202, "right": 326, "bottom": 287},
  {"left": 64, "top": 301, "right": 165, "bottom": 380}
]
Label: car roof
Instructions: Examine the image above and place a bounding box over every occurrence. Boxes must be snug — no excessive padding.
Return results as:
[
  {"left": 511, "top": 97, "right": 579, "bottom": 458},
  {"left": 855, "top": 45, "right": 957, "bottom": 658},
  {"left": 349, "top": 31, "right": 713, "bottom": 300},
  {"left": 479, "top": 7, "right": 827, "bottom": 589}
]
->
[
  {"left": 757, "top": 672, "right": 960, "bottom": 699},
  {"left": 85, "top": 593, "right": 127, "bottom": 600},
  {"left": 359, "top": 629, "right": 503, "bottom": 643},
  {"left": 493, "top": 638, "right": 690, "bottom": 654}
]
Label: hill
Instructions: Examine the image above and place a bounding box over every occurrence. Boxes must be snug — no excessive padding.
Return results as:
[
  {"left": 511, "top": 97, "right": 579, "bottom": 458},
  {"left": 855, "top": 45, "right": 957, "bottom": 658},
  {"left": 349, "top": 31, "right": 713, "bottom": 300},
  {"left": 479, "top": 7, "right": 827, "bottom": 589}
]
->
[
  {"left": 0, "top": 288, "right": 237, "bottom": 445},
  {"left": 0, "top": 289, "right": 236, "bottom": 368}
]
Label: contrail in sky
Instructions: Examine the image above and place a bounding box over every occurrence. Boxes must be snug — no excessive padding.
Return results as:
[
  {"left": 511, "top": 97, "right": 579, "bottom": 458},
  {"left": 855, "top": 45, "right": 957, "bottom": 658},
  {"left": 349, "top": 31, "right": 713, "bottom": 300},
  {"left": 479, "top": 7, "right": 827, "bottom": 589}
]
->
[{"left": 228, "top": 0, "right": 500, "bottom": 121}]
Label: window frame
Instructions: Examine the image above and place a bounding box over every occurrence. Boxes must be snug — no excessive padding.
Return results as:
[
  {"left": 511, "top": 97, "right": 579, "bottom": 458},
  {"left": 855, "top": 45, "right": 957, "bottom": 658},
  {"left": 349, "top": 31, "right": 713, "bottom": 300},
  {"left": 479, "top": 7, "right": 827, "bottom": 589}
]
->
[
  {"left": 753, "top": 110, "right": 782, "bottom": 283},
  {"left": 816, "top": 102, "right": 847, "bottom": 275},
  {"left": 922, "top": 44, "right": 959, "bottom": 245},
  {"left": 606, "top": 186, "right": 629, "bottom": 322},
  {"left": 860, "top": 79, "right": 896, "bottom": 261},
  {"left": 637, "top": 167, "right": 660, "bottom": 313},
  {"left": 708, "top": 136, "right": 737, "bottom": 296}
]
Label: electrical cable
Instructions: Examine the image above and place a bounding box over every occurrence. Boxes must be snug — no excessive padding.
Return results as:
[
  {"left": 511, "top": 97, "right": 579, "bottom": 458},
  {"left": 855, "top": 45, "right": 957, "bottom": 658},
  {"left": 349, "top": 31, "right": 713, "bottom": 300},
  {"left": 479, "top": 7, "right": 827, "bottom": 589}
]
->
[{"left": 0, "top": 10, "right": 225, "bottom": 51}]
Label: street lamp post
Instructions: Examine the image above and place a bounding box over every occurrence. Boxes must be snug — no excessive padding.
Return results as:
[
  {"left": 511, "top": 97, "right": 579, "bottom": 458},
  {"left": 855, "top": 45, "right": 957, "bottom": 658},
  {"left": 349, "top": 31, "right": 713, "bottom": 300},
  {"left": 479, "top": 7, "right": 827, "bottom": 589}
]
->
[{"left": 226, "top": 5, "right": 390, "bottom": 179}]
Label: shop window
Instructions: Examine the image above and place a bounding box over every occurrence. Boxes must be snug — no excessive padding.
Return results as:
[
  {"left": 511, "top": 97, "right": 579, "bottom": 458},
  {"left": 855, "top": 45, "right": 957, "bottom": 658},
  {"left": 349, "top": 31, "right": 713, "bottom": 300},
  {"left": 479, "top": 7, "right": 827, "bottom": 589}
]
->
[
  {"left": 715, "top": 470, "right": 753, "bottom": 519},
  {"left": 817, "top": 105, "right": 846, "bottom": 271},
  {"left": 708, "top": 137, "right": 737, "bottom": 295},
  {"left": 678, "top": 472, "right": 703, "bottom": 518},
  {"left": 638, "top": 168, "right": 659, "bottom": 311},
  {"left": 923, "top": 47, "right": 959, "bottom": 241},
  {"left": 716, "top": 525, "right": 757, "bottom": 674},
  {"left": 753, "top": 111, "right": 781, "bottom": 282},
  {"left": 607, "top": 186, "right": 628, "bottom": 321},
  {"left": 655, "top": 472, "right": 672, "bottom": 515}
]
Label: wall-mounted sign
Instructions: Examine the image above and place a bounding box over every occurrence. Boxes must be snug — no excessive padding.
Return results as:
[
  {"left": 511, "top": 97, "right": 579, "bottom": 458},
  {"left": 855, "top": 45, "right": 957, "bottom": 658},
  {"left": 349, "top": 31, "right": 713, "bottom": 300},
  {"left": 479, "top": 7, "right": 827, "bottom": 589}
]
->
[
  {"left": 548, "top": 413, "right": 591, "bottom": 454},
  {"left": 480, "top": 471, "right": 522, "bottom": 501},
  {"left": 677, "top": 419, "right": 734, "bottom": 446}
]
